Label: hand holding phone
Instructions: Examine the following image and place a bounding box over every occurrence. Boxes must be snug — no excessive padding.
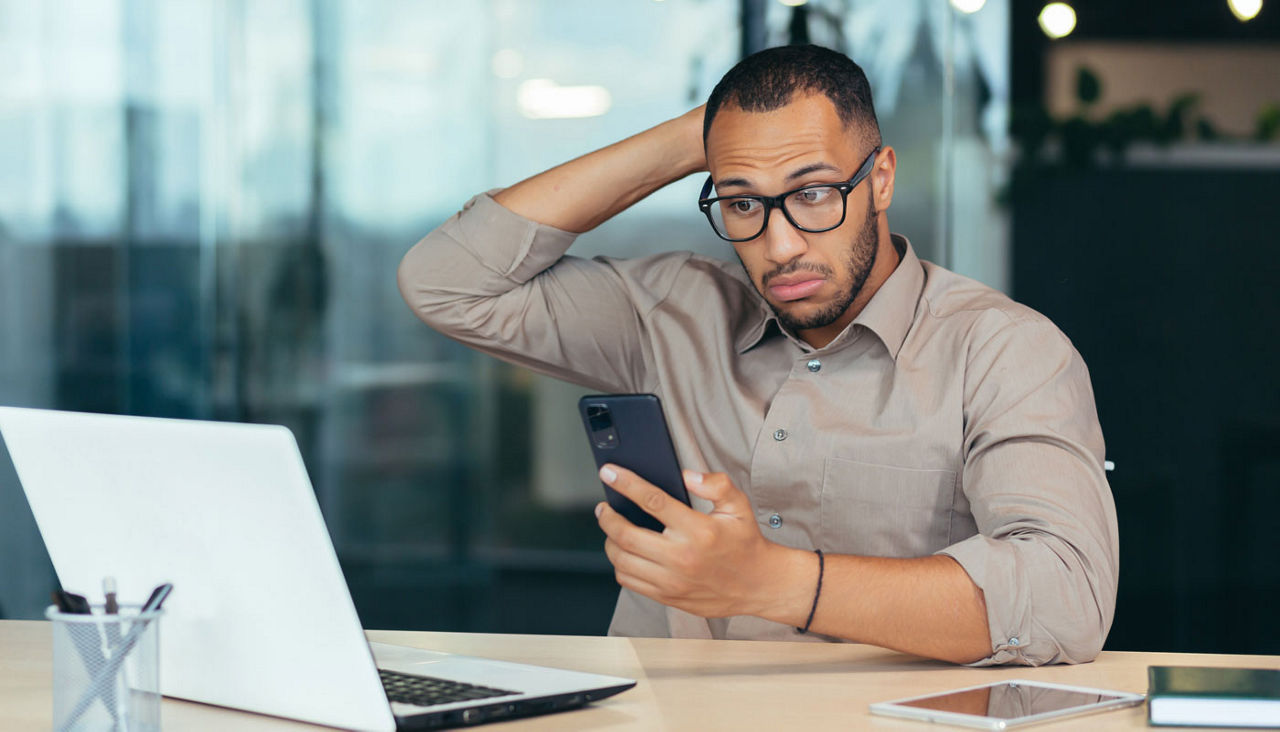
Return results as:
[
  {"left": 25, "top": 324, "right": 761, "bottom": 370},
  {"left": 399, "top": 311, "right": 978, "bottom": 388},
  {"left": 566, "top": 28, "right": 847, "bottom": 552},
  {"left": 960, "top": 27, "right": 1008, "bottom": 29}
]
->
[{"left": 578, "top": 394, "right": 691, "bottom": 532}]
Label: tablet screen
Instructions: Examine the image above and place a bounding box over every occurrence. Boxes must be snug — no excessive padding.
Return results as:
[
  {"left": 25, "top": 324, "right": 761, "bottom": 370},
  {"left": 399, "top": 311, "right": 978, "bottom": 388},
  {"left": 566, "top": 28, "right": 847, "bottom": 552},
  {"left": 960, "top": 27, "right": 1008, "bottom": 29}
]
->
[{"left": 893, "top": 682, "right": 1125, "bottom": 719}]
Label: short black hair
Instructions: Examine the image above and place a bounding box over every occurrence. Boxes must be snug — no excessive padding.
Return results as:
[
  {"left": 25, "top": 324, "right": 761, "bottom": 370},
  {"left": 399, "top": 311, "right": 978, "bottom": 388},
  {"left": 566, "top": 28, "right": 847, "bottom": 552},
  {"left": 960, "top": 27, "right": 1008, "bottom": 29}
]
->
[{"left": 703, "top": 44, "right": 880, "bottom": 148}]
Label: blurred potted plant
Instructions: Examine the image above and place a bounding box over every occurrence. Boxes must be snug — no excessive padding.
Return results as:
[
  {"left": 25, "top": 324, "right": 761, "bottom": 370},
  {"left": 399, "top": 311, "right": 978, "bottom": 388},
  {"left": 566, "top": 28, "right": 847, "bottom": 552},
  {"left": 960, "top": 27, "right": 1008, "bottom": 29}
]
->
[{"left": 1011, "top": 65, "right": 1280, "bottom": 179}]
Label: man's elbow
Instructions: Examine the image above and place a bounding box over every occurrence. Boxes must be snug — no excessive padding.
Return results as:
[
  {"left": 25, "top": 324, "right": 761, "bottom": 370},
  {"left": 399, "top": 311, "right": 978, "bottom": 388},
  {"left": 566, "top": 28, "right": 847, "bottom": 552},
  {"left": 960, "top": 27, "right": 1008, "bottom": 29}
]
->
[
  {"left": 396, "top": 236, "right": 472, "bottom": 331},
  {"left": 973, "top": 559, "right": 1115, "bottom": 667},
  {"left": 1018, "top": 597, "right": 1112, "bottom": 666},
  {"left": 1039, "top": 556, "right": 1117, "bottom": 664},
  {"left": 396, "top": 237, "right": 433, "bottom": 316}
]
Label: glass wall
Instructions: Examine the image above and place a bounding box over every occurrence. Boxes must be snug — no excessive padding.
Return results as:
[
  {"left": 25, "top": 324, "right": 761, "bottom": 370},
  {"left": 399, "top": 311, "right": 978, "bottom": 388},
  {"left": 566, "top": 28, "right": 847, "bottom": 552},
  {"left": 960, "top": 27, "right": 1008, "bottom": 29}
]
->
[{"left": 0, "top": 0, "right": 1008, "bottom": 631}]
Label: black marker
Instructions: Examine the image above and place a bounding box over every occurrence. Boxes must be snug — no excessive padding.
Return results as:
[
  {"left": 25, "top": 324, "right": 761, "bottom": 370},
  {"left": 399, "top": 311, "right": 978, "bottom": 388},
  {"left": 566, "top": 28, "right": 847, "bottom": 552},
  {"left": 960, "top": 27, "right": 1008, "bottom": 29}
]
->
[{"left": 51, "top": 589, "right": 91, "bottom": 615}]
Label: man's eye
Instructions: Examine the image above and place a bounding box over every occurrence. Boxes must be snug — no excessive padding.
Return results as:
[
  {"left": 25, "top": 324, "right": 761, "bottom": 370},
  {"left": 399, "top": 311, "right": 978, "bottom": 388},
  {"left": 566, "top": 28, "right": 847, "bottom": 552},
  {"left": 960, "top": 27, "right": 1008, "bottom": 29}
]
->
[
  {"left": 793, "top": 187, "right": 832, "bottom": 205},
  {"left": 728, "top": 199, "right": 760, "bottom": 215}
]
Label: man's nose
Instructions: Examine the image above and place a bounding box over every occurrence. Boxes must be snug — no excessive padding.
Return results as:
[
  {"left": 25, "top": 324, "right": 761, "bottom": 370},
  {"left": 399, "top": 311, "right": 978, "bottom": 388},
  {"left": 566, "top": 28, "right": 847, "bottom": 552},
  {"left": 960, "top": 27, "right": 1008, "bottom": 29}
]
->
[{"left": 762, "top": 208, "right": 808, "bottom": 265}]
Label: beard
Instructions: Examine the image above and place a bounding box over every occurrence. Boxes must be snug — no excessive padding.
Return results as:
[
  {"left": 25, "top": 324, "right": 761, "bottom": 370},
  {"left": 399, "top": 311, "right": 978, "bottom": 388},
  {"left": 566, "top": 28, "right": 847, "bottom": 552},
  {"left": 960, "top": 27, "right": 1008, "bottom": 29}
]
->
[{"left": 754, "top": 201, "right": 880, "bottom": 334}]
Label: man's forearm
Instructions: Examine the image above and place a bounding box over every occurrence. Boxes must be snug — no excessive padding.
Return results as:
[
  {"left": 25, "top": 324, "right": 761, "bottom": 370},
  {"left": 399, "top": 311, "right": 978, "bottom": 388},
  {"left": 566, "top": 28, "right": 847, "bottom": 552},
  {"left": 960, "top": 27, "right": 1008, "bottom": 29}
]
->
[
  {"left": 756, "top": 547, "right": 992, "bottom": 664},
  {"left": 494, "top": 107, "right": 706, "bottom": 233}
]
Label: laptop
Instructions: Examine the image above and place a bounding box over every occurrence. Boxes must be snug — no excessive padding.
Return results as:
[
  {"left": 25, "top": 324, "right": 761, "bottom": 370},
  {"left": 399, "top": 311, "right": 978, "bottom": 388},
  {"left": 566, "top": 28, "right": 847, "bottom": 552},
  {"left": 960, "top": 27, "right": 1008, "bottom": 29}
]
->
[{"left": 0, "top": 407, "right": 634, "bottom": 730}]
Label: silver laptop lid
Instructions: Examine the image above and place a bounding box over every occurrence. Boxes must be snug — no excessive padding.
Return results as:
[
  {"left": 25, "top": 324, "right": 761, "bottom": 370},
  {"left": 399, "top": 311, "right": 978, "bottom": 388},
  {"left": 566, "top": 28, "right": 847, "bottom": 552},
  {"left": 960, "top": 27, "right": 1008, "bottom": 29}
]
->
[{"left": 0, "top": 407, "right": 395, "bottom": 732}]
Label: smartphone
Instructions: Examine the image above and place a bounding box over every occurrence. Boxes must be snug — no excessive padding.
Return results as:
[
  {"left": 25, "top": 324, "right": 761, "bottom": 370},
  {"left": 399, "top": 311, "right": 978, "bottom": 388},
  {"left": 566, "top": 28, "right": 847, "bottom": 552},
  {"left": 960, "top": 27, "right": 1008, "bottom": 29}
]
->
[{"left": 578, "top": 394, "right": 691, "bottom": 532}]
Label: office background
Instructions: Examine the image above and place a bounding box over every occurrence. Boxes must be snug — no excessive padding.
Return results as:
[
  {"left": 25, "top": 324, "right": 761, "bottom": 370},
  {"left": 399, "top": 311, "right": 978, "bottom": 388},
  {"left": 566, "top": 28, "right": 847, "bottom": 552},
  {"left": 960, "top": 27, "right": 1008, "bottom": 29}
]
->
[{"left": 1, "top": 0, "right": 1276, "bottom": 655}]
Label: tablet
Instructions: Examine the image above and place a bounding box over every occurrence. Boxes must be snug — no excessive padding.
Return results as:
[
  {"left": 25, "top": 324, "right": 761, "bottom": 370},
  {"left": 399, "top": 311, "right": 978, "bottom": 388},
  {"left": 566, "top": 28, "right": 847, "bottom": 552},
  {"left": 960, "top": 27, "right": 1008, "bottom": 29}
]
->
[{"left": 869, "top": 679, "right": 1145, "bottom": 730}]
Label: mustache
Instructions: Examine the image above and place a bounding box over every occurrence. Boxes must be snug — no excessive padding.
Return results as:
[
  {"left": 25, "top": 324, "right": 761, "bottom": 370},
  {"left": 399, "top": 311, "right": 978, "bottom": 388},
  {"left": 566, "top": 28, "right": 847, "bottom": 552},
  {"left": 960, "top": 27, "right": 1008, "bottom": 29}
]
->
[{"left": 761, "top": 260, "right": 835, "bottom": 288}]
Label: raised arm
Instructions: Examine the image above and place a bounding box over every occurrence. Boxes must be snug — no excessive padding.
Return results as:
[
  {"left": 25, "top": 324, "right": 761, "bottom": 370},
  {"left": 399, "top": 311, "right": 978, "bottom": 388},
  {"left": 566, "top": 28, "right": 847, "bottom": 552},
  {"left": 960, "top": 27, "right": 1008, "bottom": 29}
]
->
[
  {"left": 494, "top": 105, "right": 706, "bottom": 233},
  {"left": 397, "top": 108, "right": 707, "bottom": 392}
]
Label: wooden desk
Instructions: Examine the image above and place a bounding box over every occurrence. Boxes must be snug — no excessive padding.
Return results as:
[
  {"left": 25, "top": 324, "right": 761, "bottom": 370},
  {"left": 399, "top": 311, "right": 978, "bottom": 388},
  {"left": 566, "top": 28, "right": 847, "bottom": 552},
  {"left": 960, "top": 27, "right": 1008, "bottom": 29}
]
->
[{"left": 3, "top": 619, "right": 1276, "bottom": 730}]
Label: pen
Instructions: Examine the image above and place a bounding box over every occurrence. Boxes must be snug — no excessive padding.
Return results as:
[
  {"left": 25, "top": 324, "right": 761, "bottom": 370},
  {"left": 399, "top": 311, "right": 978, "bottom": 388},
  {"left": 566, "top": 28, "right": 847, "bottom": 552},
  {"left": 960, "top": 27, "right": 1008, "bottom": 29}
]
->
[
  {"left": 102, "top": 577, "right": 126, "bottom": 729},
  {"left": 103, "top": 577, "right": 118, "bottom": 615},
  {"left": 59, "top": 583, "right": 173, "bottom": 732},
  {"left": 138, "top": 583, "right": 173, "bottom": 612}
]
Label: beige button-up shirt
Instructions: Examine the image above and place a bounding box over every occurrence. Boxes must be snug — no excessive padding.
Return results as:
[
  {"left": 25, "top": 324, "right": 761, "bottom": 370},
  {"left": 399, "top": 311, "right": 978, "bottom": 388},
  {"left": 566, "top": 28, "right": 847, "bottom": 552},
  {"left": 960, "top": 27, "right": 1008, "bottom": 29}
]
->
[{"left": 398, "top": 193, "right": 1119, "bottom": 666}]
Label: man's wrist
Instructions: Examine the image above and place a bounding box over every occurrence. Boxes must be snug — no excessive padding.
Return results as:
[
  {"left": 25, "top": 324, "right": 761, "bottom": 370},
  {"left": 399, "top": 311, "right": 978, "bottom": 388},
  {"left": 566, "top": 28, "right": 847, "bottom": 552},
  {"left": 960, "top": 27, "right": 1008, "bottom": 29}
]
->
[
  {"left": 748, "top": 543, "right": 819, "bottom": 627},
  {"left": 661, "top": 107, "right": 707, "bottom": 179}
]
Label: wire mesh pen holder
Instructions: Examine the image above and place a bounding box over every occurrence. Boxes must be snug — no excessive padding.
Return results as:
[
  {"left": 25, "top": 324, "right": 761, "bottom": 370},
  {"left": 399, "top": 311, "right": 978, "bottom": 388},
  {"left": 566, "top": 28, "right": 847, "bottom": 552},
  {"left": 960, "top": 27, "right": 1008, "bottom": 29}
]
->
[{"left": 47, "top": 604, "right": 163, "bottom": 732}]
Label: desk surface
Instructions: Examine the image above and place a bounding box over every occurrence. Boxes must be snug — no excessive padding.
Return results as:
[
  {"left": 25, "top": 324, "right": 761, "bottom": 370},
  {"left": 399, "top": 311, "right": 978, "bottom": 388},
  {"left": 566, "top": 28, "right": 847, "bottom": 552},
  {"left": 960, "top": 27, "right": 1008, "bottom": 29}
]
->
[{"left": 3, "top": 619, "right": 1277, "bottom": 730}]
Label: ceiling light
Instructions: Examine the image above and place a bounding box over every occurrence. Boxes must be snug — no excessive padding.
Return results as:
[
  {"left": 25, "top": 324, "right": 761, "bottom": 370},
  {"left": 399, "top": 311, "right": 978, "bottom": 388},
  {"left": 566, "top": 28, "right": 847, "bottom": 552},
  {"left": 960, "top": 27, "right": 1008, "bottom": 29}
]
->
[
  {"left": 1228, "top": 0, "right": 1263, "bottom": 21},
  {"left": 950, "top": 0, "right": 987, "bottom": 13},
  {"left": 517, "top": 79, "right": 612, "bottom": 119},
  {"left": 1038, "top": 2, "right": 1077, "bottom": 39}
]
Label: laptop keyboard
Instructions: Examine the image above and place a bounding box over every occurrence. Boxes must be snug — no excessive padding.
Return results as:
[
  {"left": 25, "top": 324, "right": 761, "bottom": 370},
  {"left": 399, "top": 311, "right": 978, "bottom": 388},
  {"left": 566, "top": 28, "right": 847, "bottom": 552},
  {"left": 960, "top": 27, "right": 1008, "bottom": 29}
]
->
[{"left": 380, "top": 669, "right": 520, "bottom": 708}]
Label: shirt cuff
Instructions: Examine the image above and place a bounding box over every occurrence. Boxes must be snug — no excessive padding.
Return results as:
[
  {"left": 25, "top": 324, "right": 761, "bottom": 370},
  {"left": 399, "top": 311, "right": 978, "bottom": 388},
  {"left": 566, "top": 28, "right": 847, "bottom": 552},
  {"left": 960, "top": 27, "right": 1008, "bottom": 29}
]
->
[
  {"left": 937, "top": 534, "right": 1031, "bottom": 666},
  {"left": 446, "top": 190, "right": 579, "bottom": 285}
]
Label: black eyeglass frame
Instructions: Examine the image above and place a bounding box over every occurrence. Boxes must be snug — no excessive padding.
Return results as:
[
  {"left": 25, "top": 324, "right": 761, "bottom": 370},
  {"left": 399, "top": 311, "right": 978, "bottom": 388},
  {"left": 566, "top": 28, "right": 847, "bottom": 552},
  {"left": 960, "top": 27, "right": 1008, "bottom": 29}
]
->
[{"left": 697, "top": 146, "right": 881, "bottom": 243}]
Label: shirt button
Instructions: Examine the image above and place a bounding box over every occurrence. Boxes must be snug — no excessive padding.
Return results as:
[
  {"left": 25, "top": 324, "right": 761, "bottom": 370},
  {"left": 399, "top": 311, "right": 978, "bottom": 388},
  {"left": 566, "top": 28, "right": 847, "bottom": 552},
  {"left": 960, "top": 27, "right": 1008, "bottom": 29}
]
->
[
  {"left": 768, "top": 513, "right": 783, "bottom": 529},
  {"left": 806, "top": 358, "right": 822, "bottom": 373},
  {"left": 773, "top": 428, "right": 788, "bottom": 441},
  {"left": 1008, "top": 637, "right": 1021, "bottom": 647}
]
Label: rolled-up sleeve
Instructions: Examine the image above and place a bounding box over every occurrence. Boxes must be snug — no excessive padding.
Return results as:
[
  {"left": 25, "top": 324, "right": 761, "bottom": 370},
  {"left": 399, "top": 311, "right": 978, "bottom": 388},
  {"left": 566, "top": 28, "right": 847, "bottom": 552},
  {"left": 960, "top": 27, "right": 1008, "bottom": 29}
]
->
[
  {"left": 938, "top": 316, "right": 1119, "bottom": 666},
  {"left": 397, "top": 192, "right": 669, "bottom": 393}
]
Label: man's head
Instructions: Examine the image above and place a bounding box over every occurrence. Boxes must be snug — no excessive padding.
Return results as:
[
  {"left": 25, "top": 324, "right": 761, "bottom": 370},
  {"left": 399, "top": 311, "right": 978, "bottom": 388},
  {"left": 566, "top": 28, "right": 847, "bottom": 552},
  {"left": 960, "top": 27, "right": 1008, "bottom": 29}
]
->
[{"left": 701, "top": 45, "right": 896, "bottom": 347}]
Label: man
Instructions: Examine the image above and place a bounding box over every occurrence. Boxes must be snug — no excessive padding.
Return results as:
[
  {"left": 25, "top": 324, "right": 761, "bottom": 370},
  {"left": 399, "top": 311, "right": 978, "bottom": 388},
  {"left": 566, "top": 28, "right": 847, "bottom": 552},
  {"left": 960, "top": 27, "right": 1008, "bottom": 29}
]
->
[{"left": 398, "top": 45, "right": 1118, "bottom": 666}]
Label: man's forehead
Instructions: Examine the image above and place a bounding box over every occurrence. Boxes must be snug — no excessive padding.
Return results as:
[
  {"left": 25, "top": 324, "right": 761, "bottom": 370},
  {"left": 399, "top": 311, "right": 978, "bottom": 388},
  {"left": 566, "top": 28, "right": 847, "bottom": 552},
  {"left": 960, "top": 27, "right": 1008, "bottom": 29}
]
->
[{"left": 705, "top": 94, "right": 861, "bottom": 185}]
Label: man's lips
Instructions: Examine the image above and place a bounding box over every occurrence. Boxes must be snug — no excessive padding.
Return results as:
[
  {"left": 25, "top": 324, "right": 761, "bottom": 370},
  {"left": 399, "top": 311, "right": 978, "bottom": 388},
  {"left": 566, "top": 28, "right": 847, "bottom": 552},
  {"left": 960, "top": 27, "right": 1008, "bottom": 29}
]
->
[{"left": 768, "top": 278, "right": 825, "bottom": 302}]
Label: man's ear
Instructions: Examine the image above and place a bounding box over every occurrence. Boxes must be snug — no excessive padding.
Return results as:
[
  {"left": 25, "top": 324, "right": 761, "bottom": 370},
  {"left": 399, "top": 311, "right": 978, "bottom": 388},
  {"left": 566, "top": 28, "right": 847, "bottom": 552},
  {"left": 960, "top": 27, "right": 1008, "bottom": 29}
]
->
[{"left": 871, "top": 146, "right": 897, "bottom": 213}]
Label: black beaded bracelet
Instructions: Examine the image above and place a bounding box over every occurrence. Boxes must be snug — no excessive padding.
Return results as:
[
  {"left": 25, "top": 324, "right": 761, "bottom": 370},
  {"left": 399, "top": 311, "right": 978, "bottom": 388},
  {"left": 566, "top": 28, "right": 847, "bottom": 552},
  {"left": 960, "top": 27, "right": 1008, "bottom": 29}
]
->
[{"left": 796, "top": 549, "right": 824, "bottom": 634}]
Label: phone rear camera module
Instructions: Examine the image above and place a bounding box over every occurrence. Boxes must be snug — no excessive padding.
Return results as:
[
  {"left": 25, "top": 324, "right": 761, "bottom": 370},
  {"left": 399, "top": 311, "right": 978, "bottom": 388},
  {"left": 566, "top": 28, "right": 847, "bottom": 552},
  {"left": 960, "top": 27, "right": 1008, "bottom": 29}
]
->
[
  {"left": 586, "top": 404, "right": 613, "bottom": 433},
  {"left": 586, "top": 403, "right": 620, "bottom": 449}
]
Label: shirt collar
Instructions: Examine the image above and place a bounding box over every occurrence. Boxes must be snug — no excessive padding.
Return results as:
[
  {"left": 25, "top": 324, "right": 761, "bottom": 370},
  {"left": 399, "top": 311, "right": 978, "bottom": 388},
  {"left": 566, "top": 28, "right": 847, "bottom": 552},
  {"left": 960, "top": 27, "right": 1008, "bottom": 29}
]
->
[{"left": 734, "top": 234, "right": 924, "bottom": 360}]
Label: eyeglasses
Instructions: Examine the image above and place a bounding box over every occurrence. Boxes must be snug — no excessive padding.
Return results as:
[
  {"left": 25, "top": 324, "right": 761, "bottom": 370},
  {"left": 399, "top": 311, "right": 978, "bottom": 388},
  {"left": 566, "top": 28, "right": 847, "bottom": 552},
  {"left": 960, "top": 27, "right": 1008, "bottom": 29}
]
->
[{"left": 697, "top": 147, "right": 880, "bottom": 243}]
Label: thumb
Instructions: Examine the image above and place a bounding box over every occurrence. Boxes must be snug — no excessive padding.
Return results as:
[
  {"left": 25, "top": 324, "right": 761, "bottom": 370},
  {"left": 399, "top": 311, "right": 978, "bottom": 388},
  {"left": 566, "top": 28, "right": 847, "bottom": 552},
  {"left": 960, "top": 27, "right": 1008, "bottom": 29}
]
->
[{"left": 684, "top": 471, "right": 749, "bottom": 514}]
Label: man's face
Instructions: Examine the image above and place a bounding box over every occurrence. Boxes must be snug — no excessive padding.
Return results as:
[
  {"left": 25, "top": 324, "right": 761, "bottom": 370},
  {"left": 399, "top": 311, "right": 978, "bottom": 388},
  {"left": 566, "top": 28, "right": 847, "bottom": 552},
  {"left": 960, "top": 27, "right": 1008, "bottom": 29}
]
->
[{"left": 705, "top": 93, "right": 886, "bottom": 339}]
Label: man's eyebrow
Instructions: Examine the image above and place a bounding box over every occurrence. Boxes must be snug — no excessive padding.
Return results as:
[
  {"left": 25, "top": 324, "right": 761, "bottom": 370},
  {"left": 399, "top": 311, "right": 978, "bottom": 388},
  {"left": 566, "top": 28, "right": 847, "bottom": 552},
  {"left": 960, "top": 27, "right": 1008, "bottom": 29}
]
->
[
  {"left": 713, "top": 176, "right": 753, "bottom": 190},
  {"left": 786, "top": 162, "right": 841, "bottom": 181}
]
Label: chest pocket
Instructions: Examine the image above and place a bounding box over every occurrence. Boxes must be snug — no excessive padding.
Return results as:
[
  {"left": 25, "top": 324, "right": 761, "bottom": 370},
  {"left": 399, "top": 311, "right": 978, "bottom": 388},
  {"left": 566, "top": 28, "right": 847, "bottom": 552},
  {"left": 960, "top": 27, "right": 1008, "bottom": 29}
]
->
[{"left": 820, "top": 457, "right": 957, "bottom": 558}]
